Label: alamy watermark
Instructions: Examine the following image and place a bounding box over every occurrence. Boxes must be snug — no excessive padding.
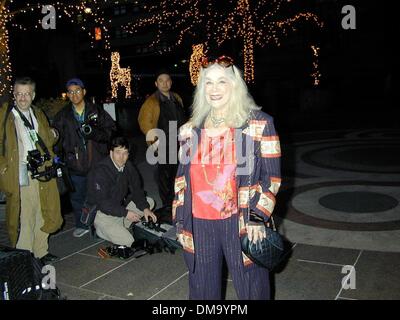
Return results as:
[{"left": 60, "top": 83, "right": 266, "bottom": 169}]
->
[
  {"left": 341, "top": 5, "right": 356, "bottom": 30},
  {"left": 41, "top": 265, "right": 57, "bottom": 290},
  {"left": 341, "top": 265, "right": 356, "bottom": 290},
  {"left": 145, "top": 124, "right": 256, "bottom": 176},
  {"left": 41, "top": 5, "right": 56, "bottom": 30}
]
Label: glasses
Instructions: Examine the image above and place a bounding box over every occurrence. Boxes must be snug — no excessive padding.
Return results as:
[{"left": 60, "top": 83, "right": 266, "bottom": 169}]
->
[
  {"left": 67, "top": 89, "right": 82, "bottom": 95},
  {"left": 201, "top": 55, "right": 234, "bottom": 68},
  {"left": 14, "top": 92, "right": 33, "bottom": 98}
]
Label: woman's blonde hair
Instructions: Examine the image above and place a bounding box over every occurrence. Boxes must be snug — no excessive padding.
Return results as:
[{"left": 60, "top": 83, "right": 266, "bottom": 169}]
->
[{"left": 190, "top": 63, "right": 260, "bottom": 128}]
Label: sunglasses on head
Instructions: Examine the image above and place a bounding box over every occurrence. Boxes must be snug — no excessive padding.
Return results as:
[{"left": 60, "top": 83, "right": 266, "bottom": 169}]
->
[{"left": 201, "top": 55, "right": 234, "bottom": 68}]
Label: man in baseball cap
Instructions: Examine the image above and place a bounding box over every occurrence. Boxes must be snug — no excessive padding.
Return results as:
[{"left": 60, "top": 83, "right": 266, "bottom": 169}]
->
[{"left": 53, "top": 77, "right": 116, "bottom": 237}]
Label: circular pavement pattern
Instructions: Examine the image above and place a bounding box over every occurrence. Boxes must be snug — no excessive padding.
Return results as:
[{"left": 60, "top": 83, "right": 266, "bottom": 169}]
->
[
  {"left": 319, "top": 191, "right": 399, "bottom": 213},
  {"left": 301, "top": 142, "right": 400, "bottom": 173},
  {"left": 275, "top": 181, "right": 400, "bottom": 231}
]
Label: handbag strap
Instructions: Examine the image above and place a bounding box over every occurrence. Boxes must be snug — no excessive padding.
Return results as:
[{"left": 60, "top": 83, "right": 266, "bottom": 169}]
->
[{"left": 246, "top": 113, "right": 277, "bottom": 232}]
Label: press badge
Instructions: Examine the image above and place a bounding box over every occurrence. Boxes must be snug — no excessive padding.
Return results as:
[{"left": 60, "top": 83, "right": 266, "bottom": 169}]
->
[{"left": 29, "top": 130, "right": 38, "bottom": 143}]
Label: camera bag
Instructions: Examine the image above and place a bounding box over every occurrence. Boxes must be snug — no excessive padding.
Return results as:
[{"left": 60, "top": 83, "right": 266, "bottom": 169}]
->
[{"left": 132, "top": 206, "right": 182, "bottom": 253}]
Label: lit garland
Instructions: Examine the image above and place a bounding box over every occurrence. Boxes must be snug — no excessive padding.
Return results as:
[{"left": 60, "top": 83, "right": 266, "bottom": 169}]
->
[
  {"left": 123, "top": 0, "right": 219, "bottom": 53},
  {"left": 311, "top": 45, "right": 321, "bottom": 86},
  {"left": 8, "top": 1, "right": 111, "bottom": 52},
  {"left": 1, "top": 0, "right": 113, "bottom": 96},
  {"left": 109, "top": 51, "right": 132, "bottom": 99},
  {"left": 189, "top": 44, "right": 205, "bottom": 86},
  {"left": 125, "top": 0, "right": 323, "bottom": 83},
  {"left": 216, "top": 0, "right": 324, "bottom": 82},
  {"left": 0, "top": 4, "right": 12, "bottom": 96}
]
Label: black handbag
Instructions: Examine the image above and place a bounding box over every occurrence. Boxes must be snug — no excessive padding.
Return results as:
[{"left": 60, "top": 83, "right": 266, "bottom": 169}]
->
[
  {"left": 240, "top": 212, "right": 284, "bottom": 271},
  {"left": 240, "top": 130, "right": 284, "bottom": 271}
]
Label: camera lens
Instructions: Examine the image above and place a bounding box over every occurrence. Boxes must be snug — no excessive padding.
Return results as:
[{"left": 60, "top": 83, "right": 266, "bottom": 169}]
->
[{"left": 82, "top": 124, "right": 92, "bottom": 135}]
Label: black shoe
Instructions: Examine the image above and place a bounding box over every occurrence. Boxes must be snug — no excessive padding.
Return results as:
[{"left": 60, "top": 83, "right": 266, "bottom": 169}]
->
[
  {"left": 117, "top": 246, "right": 134, "bottom": 259},
  {"left": 41, "top": 253, "right": 59, "bottom": 265},
  {"left": 106, "top": 245, "right": 119, "bottom": 257}
]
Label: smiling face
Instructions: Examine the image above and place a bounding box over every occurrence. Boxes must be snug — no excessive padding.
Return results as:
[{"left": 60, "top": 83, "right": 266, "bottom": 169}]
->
[
  {"left": 204, "top": 65, "right": 233, "bottom": 115},
  {"left": 67, "top": 85, "right": 86, "bottom": 108},
  {"left": 14, "top": 84, "right": 35, "bottom": 111}
]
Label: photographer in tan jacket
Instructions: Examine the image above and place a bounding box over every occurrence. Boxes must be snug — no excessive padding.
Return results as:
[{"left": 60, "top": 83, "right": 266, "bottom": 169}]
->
[{"left": 0, "top": 77, "right": 62, "bottom": 264}]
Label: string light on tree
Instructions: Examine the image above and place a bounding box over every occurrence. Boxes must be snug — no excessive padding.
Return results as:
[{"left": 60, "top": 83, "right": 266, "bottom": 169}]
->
[
  {"left": 0, "top": 4, "right": 12, "bottom": 96},
  {"left": 189, "top": 44, "right": 205, "bottom": 86},
  {"left": 0, "top": 0, "right": 113, "bottom": 95},
  {"left": 123, "top": 0, "right": 220, "bottom": 54},
  {"left": 109, "top": 51, "right": 132, "bottom": 99},
  {"left": 311, "top": 45, "right": 321, "bottom": 86},
  {"left": 215, "top": 0, "right": 324, "bottom": 82},
  {"left": 125, "top": 0, "right": 323, "bottom": 83}
]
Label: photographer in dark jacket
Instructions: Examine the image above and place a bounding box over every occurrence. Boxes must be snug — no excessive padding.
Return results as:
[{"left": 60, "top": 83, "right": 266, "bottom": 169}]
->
[
  {"left": 53, "top": 78, "right": 116, "bottom": 237},
  {"left": 87, "top": 136, "right": 157, "bottom": 256}
]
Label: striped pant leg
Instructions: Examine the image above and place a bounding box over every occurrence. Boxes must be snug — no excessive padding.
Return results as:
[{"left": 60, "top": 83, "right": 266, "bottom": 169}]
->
[
  {"left": 221, "top": 215, "right": 270, "bottom": 300},
  {"left": 187, "top": 218, "right": 223, "bottom": 300}
]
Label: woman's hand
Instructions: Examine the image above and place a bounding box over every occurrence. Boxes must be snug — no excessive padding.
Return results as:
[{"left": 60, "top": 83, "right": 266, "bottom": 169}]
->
[{"left": 246, "top": 223, "right": 266, "bottom": 243}]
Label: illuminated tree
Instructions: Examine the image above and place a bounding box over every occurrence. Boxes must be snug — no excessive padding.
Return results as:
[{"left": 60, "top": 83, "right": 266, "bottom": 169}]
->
[
  {"left": 215, "top": 0, "right": 323, "bottom": 82},
  {"left": 189, "top": 44, "right": 205, "bottom": 85},
  {"left": 0, "top": 0, "right": 111, "bottom": 98},
  {"left": 125, "top": 0, "right": 323, "bottom": 83}
]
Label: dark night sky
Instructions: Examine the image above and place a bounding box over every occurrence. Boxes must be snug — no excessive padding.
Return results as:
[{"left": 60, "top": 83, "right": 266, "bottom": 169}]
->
[{"left": 7, "top": 0, "right": 398, "bottom": 128}]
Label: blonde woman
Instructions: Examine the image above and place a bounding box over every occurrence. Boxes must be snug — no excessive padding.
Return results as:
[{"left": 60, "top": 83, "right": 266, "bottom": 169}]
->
[{"left": 173, "top": 56, "right": 282, "bottom": 300}]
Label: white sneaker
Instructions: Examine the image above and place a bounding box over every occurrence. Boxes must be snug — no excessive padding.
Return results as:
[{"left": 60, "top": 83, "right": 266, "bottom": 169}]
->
[{"left": 73, "top": 228, "right": 90, "bottom": 238}]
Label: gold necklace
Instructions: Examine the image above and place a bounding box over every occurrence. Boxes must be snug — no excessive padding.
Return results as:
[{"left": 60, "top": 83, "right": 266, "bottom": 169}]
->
[
  {"left": 209, "top": 110, "right": 225, "bottom": 128},
  {"left": 201, "top": 134, "right": 224, "bottom": 186},
  {"left": 201, "top": 164, "right": 220, "bottom": 186}
]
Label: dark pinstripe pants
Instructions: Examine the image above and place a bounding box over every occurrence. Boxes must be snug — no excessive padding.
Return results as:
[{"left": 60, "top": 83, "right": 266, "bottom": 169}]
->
[{"left": 186, "top": 216, "right": 270, "bottom": 300}]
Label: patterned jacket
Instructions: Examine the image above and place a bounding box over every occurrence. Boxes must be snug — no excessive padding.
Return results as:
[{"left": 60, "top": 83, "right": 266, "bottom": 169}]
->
[{"left": 173, "top": 110, "right": 281, "bottom": 273}]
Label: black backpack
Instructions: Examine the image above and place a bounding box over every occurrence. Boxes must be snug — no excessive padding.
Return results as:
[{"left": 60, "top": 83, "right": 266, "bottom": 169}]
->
[{"left": 0, "top": 246, "right": 63, "bottom": 300}]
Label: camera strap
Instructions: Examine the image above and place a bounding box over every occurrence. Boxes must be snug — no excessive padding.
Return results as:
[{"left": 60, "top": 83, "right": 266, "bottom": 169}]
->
[{"left": 12, "top": 106, "right": 51, "bottom": 159}]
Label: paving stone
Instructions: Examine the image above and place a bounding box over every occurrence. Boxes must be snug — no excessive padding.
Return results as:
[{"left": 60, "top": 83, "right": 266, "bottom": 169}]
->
[
  {"left": 273, "top": 258, "right": 344, "bottom": 300},
  {"left": 291, "top": 243, "right": 361, "bottom": 266},
  {"left": 48, "top": 228, "right": 104, "bottom": 259},
  {"left": 56, "top": 282, "right": 106, "bottom": 300},
  {"left": 52, "top": 253, "right": 123, "bottom": 288},
  {"left": 339, "top": 251, "right": 400, "bottom": 300},
  {"left": 83, "top": 250, "right": 188, "bottom": 300},
  {"left": 148, "top": 272, "right": 189, "bottom": 300}
]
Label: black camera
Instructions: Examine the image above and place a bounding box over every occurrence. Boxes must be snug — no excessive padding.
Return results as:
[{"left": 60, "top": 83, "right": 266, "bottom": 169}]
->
[
  {"left": 27, "top": 150, "right": 64, "bottom": 182},
  {"left": 79, "top": 113, "right": 98, "bottom": 136},
  {"left": 141, "top": 217, "right": 166, "bottom": 233},
  {"left": 27, "top": 150, "right": 51, "bottom": 177}
]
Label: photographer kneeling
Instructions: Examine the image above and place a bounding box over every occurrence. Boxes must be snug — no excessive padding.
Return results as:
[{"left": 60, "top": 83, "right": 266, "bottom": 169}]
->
[{"left": 86, "top": 136, "right": 157, "bottom": 259}]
